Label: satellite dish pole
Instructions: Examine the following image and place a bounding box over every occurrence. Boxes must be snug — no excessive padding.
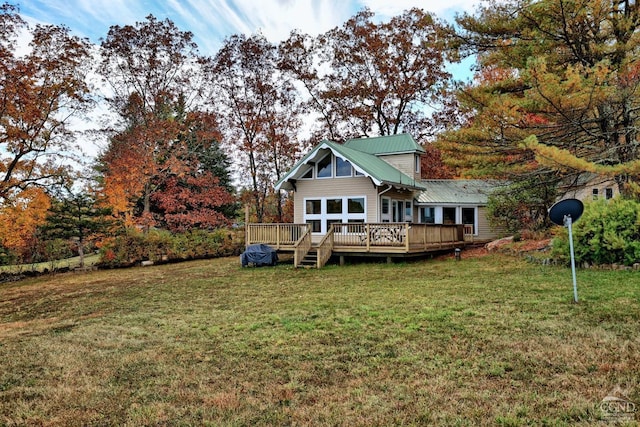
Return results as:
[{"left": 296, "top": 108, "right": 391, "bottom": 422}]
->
[
  {"left": 549, "top": 198, "right": 584, "bottom": 304},
  {"left": 565, "top": 213, "right": 579, "bottom": 303}
]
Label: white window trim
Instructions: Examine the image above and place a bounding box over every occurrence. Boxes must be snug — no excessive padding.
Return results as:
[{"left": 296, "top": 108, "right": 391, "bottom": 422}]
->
[{"left": 303, "top": 196, "right": 367, "bottom": 234}]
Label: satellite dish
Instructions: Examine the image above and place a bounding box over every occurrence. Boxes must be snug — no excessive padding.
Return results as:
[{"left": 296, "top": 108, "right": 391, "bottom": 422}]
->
[
  {"left": 548, "top": 198, "right": 584, "bottom": 303},
  {"left": 549, "top": 198, "right": 584, "bottom": 226}
]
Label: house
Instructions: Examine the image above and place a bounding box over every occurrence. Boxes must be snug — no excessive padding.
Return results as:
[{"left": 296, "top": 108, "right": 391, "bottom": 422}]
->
[
  {"left": 246, "top": 134, "right": 506, "bottom": 267},
  {"left": 559, "top": 173, "right": 619, "bottom": 202}
]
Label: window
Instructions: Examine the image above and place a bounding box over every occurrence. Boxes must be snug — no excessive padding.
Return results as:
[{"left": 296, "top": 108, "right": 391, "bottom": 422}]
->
[
  {"left": 354, "top": 169, "right": 364, "bottom": 176},
  {"left": 304, "top": 196, "right": 366, "bottom": 233},
  {"left": 462, "top": 207, "right": 476, "bottom": 234},
  {"left": 415, "top": 155, "right": 421, "bottom": 174},
  {"left": 301, "top": 167, "right": 313, "bottom": 179},
  {"left": 443, "top": 207, "right": 456, "bottom": 224},
  {"left": 420, "top": 207, "right": 435, "bottom": 224},
  {"left": 404, "top": 201, "right": 412, "bottom": 221},
  {"left": 306, "top": 199, "right": 321, "bottom": 215},
  {"left": 317, "top": 154, "right": 332, "bottom": 178},
  {"left": 605, "top": 188, "right": 614, "bottom": 200},
  {"left": 335, "top": 157, "right": 352, "bottom": 177},
  {"left": 381, "top": 198, "right": 390, "bottom": 215},
  {"left": 348, "top": 198, "right": 365, "bottom": 213},
  {"left": 327, "top": 198, "right": 342, "bottom": 214},
  {"left": 306, "top": 220, "right": 321, "bottom": 233},
  {"left": 592, "top": 188, "right": 599, "bottom": 200}
]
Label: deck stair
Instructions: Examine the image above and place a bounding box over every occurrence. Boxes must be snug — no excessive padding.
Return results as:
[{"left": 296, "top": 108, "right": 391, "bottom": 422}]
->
[{"left": 298, "top": 248, "right": 319, "bottom": 268}]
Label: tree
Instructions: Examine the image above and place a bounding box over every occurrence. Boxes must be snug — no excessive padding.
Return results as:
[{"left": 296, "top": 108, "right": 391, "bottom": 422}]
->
[
  {"left": 0, "top": 186, "right": 50, "bottom": 264},
  {"left": 208, "top": 33, "right": 304, "bottom": 222},
  {"left": 279, "top": 8, "right": 454, "bottom": 141},
  {"left": 39, "top": 188, "right": 113, "bottom": 267},
  {"left": 445, "top": 0, "right": 640, "bottom": 199},
  {"left": 98, "top": 16, "right": 235, "bottom": 229},
  {"left": 0, "top": 3, "right": 92, "bottom": 204}
]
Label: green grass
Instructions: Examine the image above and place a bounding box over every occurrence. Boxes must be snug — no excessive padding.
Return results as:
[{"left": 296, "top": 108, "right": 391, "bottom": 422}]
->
[{"left": 0, "top": 254, "right": 639, "bottom": 426}]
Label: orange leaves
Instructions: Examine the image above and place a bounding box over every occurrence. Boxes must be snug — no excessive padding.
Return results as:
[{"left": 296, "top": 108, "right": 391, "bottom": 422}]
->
[
  {"left": 0, "top": 187, "right": 50, "bottom": 251},
  {"left": 0, "top": 6, "right": 91, "bottom": 203},
  {"left": 151, "top": 173, "right": 234, "bottom": 232}
]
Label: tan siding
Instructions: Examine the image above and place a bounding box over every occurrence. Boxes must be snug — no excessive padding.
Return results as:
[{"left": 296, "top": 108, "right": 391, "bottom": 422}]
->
[
  {"left": 477, "top": 207, "right": 506, "bottom": 241},
  {"left": 378, "top": 153, "right": 419, "bottom": 180},
  {"left": 294, "top": 176, "right": 378, "bottom": 223}
]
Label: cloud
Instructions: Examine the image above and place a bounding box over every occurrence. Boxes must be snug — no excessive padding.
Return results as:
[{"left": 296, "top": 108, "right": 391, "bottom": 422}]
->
[{"left": 359, "top": 0, "right": 480, "bottom": 19}]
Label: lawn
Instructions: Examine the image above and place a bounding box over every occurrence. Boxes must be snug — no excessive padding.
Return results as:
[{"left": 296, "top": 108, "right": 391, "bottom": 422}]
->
[{"left": 0, "top": 254, "right": 638, "bottom": 426}]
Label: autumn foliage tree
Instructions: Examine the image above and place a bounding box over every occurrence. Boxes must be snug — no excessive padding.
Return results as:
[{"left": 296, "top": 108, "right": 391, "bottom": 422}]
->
[
  {"left": 0, "top": 187, "right": 50, "bottom": 264},
  {"left": 279, "top": 8, "right": 454, "bottom": 142},
  {"left": 0, "top": 3, "right": 92, "bottom": 204},
  {"left": 97, "top": 16, "right": 234, "bottom": 230},
  {"left": 444, "top": 0, "right": 640, "bottom": 202},
  {"left": 208, "top": 33, "right": 305, "bottom": 222}
]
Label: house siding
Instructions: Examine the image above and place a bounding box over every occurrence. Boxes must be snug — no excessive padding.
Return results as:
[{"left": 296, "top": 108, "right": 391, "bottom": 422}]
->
[
  {"left": 378, "top": 153, "right": 420, "bottom": 181},
  {"left": 477, "top": 206, "right": 505, "bottom": 241}
]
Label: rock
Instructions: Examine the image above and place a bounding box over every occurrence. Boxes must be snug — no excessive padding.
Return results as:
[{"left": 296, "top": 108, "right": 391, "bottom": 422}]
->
[{"left": 486, "top": 236, "right": 514, "bottom": 252}]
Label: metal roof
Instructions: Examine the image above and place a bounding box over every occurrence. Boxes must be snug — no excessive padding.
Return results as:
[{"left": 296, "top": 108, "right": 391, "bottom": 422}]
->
[
  {"left": 416, "top": 180, "right": 504, "bottom": 205},
  {"left": 343, "top": 133, "right": 425, "bottom": 155},
  {"left": 275, "top": 139, "right": 425, "bottom": 191}
]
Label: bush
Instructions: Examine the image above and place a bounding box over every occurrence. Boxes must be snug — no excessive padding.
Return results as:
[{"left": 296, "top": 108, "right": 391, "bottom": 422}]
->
[
  {"left": 552, "top": 198, "right": 640, "bottom": 266},
  {"left": 98, "top": 228, "right": 245, "bottom": 268}
]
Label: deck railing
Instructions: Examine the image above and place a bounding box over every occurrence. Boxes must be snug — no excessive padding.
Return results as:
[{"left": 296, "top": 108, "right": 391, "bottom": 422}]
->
[
  {"left": 331, "top": 223, "right": 465, "bottom": 250},
  {"left": 246, "top": 223, "right": 309, "bottom": 249}
]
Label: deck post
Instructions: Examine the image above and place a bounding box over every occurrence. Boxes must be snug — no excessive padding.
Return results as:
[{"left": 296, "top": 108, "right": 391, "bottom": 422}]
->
[
  {"left": 366, "top": 224, "right": 370, "bottom": 252},
  {"left": 405, "top": 223, "right": 410, "bottom": 252},
  {"left": 276, "top": 225, "right": 280, "bottom": 249}
]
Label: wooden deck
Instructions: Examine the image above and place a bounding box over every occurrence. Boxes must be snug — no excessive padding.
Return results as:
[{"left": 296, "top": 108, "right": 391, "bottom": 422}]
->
[{"left": 246, "top": 223, "right": 473, "bottom": 268}]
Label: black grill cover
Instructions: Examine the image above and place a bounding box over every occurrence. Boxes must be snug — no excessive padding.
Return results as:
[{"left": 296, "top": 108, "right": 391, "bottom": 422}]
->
[{"left": 241, "top": 244, "right": 278, "bottom": 267}]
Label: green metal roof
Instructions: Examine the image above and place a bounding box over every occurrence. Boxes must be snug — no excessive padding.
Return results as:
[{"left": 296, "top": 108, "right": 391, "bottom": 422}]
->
[
  {"left": 416, "top": 180, "right": 504, "bottom": 205},
  {"left": 275, "top": 139, "right": 425, "bottom": 191},
  {"left": 343, "top": 133, "right": 425, "bottom": 155}
]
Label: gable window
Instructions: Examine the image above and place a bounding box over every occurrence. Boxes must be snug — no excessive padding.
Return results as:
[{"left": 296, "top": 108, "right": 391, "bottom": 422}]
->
[
  {"left": 301, "top": 167, "right": 313, "bottom": 179},
  {"left": 317, "top": 154, "right": 332, "bottom": 178},
  {"left": 335, "top": 157, "right": 352, "bottom": 177}
]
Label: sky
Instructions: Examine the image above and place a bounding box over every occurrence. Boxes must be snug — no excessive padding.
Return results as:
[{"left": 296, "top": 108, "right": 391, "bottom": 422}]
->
[{"left": 18, "top": 0, "right": 481, "bottom": 58}]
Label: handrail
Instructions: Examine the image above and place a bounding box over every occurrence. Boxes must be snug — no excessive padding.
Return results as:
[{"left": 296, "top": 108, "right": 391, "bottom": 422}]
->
[
  {"left": 316, "top": 225, "right": 335, "bottom": 268},
  {"left": 293, "top": 228, "right": 312, "bottom": 267}
]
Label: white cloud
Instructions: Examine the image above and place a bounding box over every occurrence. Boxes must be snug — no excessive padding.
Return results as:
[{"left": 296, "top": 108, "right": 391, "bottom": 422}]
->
[{"left": 360, "top": 0, "right": 479, "bottom": 16}]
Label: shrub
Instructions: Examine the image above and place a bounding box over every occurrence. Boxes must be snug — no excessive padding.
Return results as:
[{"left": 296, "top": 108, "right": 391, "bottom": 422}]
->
[
  {"left": 552, "top": 198, "right": 640, "bottom": 266},
  {"left": 98, "top": 228, "right": 245, "bottom": 268}
]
